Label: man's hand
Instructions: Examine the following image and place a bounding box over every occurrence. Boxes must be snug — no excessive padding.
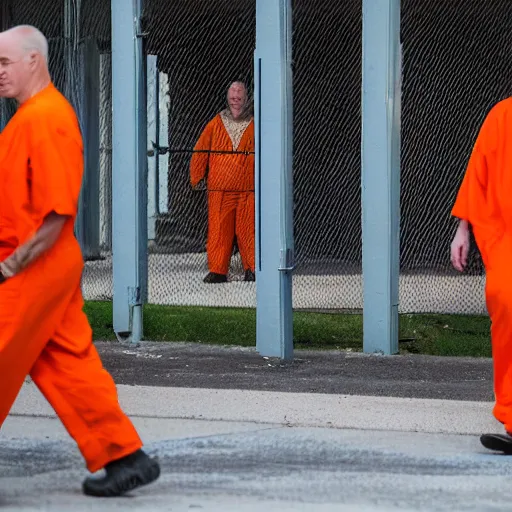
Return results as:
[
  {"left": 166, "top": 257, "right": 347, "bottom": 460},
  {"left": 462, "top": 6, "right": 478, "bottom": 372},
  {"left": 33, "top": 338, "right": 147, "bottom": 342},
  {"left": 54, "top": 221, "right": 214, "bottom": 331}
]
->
[
  {"left": 450, "top": 220, "right": 470, "bottom": 272},
  {"left": 0, "top": 211, "right": 68, "bottom": 280}
]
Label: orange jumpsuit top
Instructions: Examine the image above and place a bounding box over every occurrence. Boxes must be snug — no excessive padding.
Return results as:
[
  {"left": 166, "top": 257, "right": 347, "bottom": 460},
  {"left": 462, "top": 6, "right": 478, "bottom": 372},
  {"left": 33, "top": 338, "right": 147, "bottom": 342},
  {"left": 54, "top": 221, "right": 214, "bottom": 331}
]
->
[
  {"left": 452, "top": 98, "right": 512, "bottom": 262},
  {"left": 0, "top": 83, "right": 83, "bottom": 264},
  {"left": 452, "top": 98, "right": 512, "bottom": 433},
  {"left": 190, "top": 112, "right": 255, "bottom": 192}
]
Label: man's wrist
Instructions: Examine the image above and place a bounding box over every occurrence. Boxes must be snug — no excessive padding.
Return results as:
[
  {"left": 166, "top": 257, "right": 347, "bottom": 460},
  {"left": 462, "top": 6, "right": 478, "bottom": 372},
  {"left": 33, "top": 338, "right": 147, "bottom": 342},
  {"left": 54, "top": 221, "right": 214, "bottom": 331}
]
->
[
  {"left": 0, "top": 261, "right": 13, "bottom": 284},
  {"left": 457, "top": 219, "right": 469, "bottom": 232}
]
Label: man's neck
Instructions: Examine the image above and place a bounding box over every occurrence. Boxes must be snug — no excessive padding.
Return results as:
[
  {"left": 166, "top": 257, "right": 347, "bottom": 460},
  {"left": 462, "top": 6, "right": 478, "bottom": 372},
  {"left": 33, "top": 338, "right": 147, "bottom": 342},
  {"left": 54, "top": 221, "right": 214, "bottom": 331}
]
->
[
  {"left": 17, "top": 75, "right": 51, "bottom": 105},
  {"left": 227, "top": 106, "right": 252, "bottom": 122}
]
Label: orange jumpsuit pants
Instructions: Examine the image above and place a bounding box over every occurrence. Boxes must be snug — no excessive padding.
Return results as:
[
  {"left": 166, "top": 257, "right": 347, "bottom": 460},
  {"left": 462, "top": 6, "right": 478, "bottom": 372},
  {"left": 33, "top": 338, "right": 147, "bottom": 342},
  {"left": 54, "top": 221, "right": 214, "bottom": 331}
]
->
[
  {"left": 207, "top": 191, "right": 255, "bottom": 275},
  {"left": 0, "top": 233, "right": 143, "bottom": 473},
  {"left": 479, "top": 234, "right": 512, "bottom": 431},
  {"left": 190, "top": 113, "right": 255, "bottom": 275}
]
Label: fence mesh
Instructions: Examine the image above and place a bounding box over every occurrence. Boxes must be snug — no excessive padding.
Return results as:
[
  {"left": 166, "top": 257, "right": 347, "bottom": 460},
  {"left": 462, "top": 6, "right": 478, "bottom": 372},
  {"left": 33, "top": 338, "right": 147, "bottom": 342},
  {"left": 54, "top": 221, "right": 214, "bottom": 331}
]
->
[
  {"left": 1, "top": 2, "right": 64, "bottom": 128},
  {"left": 399, "top": 0, "right": 512, "bottom": 314},
  {"left": 0, "top": 0, "right": 114, "bottom": 302},
  {"left": 81, "top": 48, "right": 114, "bottom": 302},
  {"left": 2, "top": 0, "right": 511, "bottom": 316},
  {"left": 291, "top": 0, "right": 363, "bottom": 312}
]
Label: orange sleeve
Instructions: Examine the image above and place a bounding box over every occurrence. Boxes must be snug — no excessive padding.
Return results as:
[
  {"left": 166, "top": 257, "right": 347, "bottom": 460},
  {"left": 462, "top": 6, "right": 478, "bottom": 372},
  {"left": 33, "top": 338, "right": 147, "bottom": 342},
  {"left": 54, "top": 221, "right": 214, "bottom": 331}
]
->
[
  {"left": 451, "top": 133, "right": 488, "bottom": 222},
  {"left": 451, "top": 105, "right": 504, "bottom": 243},
  {"left": 30, "top": 122, "right": 83, "bottom": 220},
  {"left": 452, "top": 108, "right": 496, "bottom": 221},
  {"left": 190, "top": 119, "right": 214, "bottom": 187}
]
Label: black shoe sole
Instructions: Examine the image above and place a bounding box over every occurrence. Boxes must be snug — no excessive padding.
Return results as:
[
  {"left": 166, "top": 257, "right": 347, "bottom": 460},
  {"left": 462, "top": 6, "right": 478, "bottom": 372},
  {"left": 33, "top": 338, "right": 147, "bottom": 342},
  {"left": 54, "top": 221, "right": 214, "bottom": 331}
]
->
[
  {"left": 203, "top": 273, "right": 228, "bottom": 284},
  {"left": 83, "top": 458, "right": 161, "bottom": 497},
  {"left": 480, "top": 434, "right": 512, "bottom": 454}
]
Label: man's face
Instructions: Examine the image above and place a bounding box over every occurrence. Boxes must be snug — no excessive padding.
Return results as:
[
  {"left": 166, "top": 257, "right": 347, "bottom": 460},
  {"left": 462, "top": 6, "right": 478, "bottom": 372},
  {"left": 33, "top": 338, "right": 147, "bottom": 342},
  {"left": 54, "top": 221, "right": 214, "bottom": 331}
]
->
[
  {"left": 228, "top": 85, "right": 247, "bottom": 118},
  {"left": 0, "top": 36, "right": 31, "bottom": 100}
]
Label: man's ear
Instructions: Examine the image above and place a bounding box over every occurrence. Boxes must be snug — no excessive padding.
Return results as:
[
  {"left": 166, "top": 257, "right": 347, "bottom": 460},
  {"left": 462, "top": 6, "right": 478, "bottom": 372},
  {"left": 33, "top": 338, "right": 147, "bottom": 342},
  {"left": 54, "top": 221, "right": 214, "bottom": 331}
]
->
[{"left": 28, "top": 51, "right": 38, "bottom": 70}]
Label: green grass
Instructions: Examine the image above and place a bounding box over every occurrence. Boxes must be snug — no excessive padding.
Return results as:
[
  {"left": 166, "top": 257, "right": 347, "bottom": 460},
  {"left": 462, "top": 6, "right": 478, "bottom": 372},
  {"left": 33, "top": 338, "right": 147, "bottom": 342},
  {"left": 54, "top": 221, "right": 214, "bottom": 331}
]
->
[{"left": 83, "top": 301, "right": 492, "bottom": 358}]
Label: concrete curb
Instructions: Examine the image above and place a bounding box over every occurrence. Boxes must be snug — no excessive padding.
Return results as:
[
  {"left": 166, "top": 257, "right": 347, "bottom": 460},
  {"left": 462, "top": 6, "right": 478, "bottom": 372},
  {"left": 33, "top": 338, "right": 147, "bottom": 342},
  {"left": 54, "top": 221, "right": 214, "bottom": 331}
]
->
[{"left": 11, "top": 382, "right": 503, "bottom": 436}]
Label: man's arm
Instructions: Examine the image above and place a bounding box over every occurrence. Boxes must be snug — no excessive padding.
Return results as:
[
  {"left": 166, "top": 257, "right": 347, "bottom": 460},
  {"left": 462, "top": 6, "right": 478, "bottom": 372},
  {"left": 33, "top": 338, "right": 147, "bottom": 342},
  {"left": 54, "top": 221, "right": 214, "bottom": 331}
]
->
[
  {"left": 450, "top": 219, "right": 470, "bottom": 272},
  {"left": 190, "top": 121, "right": 214, "bottom": 188},
  {"left": 0, "top": 212, "right": 68, "bottom": 282},
  {"left": 456, "top": 219, "right": 469, "bottom": 232},
  {"left": 449, "top": 106, "right": 499, "bottom": 272}
]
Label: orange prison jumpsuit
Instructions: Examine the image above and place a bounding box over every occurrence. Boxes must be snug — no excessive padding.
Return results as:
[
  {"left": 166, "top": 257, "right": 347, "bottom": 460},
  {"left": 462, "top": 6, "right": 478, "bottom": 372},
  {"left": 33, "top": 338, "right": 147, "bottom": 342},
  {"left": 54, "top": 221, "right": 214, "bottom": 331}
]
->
[
  {"left": 190, "top": 114, "right": 255, "bottom": 275},
  {"left": 452, "top": 97, "right": 512, "bottom": 432},
  {"left": 0, "top": 83, "right": 142, "bottom": 472}
]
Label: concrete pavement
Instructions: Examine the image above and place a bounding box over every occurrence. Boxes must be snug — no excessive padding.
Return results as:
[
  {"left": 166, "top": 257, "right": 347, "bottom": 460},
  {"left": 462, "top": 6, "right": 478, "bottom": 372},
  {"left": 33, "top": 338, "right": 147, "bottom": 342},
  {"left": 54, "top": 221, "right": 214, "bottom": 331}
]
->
[
  {"left": 2, "top": 384, "right": 512, "bottom": 511},
  {"left": 9, "top": 380, "right": 502, "bottom": 435},
  {"left": 2, "top": 343, "right": 509, "bottom": 511}
]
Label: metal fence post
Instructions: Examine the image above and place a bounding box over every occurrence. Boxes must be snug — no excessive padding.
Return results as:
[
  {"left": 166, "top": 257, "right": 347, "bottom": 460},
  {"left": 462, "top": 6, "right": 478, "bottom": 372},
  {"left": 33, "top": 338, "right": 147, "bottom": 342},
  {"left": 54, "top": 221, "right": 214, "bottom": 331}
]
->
[
  {"left": 76, "top": 38, "right": 101, "bottom": 261},
  {"left": 158, "top": 72, "right": 169, "bottom": 215},
  {"left": 147, "top": 55, "right": 159, "bottom": 242},
  {"left": 64, "top": 0, "right": 101, "bottom": 261},
  {"left": 254, "top": 0, "right": 294, "bottom": 360},
  {"left": 111, "top": 0, "right": 148, "bottom": 343},
  {"left": 361, "top": 0, "right": 402, "bottom": 355},
  {"left": 99, "top": 54, "right": 113, "bottom": 252}
]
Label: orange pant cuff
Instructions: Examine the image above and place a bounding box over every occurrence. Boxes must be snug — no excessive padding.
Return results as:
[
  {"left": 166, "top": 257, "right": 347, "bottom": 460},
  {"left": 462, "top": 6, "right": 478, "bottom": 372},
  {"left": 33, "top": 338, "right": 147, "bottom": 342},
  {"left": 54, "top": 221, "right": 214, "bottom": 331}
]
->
[{"left": 82, "top": 437, "right": 144, "bottom": 473}]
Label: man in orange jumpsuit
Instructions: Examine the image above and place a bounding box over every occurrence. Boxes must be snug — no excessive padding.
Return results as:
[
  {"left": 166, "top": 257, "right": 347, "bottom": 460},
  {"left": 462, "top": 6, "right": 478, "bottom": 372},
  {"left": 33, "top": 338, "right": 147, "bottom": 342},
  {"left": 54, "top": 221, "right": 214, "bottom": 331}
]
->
[
  {"left": 451, "top": 97, "right": 512, "bottom": 454},
  {"left": 0, "top": 25, "right": 160, "bottom": 495},
  {"left": 190, "top": 81, "right": 255, "bottom": 284}
]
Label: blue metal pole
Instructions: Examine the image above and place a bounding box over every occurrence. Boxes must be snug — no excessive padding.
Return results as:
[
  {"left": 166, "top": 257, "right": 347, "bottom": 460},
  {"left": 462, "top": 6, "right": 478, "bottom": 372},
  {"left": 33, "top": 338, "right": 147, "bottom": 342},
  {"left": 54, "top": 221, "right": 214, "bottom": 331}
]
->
[
  {"left": 361, "top": 0, "right": 402, "bottom": 355},
  {"left": 254, "top": 0, "right": 294, "bottom": 360},
  {"left": 111, "top": 0, "right": 148, "bottom": 343}
]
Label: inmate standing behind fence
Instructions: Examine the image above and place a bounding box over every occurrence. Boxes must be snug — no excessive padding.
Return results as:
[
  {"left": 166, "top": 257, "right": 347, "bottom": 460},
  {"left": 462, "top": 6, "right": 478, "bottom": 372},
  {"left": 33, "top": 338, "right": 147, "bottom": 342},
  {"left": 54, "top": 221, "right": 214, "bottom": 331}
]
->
[{"left": 190, "top": 81, "right": 256, "bottom": 283}]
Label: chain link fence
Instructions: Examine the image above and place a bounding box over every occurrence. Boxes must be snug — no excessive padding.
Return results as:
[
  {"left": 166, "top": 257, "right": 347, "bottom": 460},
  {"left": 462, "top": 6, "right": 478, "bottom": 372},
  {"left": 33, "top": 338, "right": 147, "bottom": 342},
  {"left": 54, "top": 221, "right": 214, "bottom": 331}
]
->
[
  {"left": 291, "top": 0, "right": 363, "bottom": 312},
  {"left": 399, "top": 0, "right": 512, "bottom": 314},
  {"left": 2, "top": 0, "right": 508, "bottom": 316},
  {"left": 1, "top": 0, "right": 114, "bottom": 302}
]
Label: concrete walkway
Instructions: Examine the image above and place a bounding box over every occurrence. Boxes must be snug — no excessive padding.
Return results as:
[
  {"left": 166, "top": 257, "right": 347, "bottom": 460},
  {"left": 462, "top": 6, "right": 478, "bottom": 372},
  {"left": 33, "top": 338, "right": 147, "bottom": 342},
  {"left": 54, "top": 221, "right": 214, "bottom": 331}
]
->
[
  {"left": 10, "top": 380, "right": 502, "bottom": 436},
  {"left": 2, "top": 377, "right": 509, "bottom": 511},
  {"left": 1, "top": 343, "right": 508, "bottom": 511}
]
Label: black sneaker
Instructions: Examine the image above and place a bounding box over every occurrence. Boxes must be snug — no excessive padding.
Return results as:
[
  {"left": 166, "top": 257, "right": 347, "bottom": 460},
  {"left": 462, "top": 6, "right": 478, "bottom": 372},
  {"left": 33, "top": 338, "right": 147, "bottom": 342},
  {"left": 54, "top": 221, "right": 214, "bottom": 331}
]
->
[
  {"left": 480, "top": 433, "right": 512, "bottom": 454},
  {"left": 203, "top": 272, "right": 228, "bottom": 284},
  {"left": 82, "top": 449, "right": 160, "bottom": 497},
  {"left": 244, "top": 270, "right": 256, "bottom": 282}
]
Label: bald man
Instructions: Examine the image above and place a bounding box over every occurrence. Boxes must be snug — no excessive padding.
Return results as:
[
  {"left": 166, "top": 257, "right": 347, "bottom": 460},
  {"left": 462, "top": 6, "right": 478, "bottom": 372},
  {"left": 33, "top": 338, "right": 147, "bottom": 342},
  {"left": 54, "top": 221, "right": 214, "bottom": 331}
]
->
[
  {"left": 190, "top": 81, "right": 255, "bottom": 283},
  {"left": 0, "top": 25, "right": 160, "bottom": 496}
]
